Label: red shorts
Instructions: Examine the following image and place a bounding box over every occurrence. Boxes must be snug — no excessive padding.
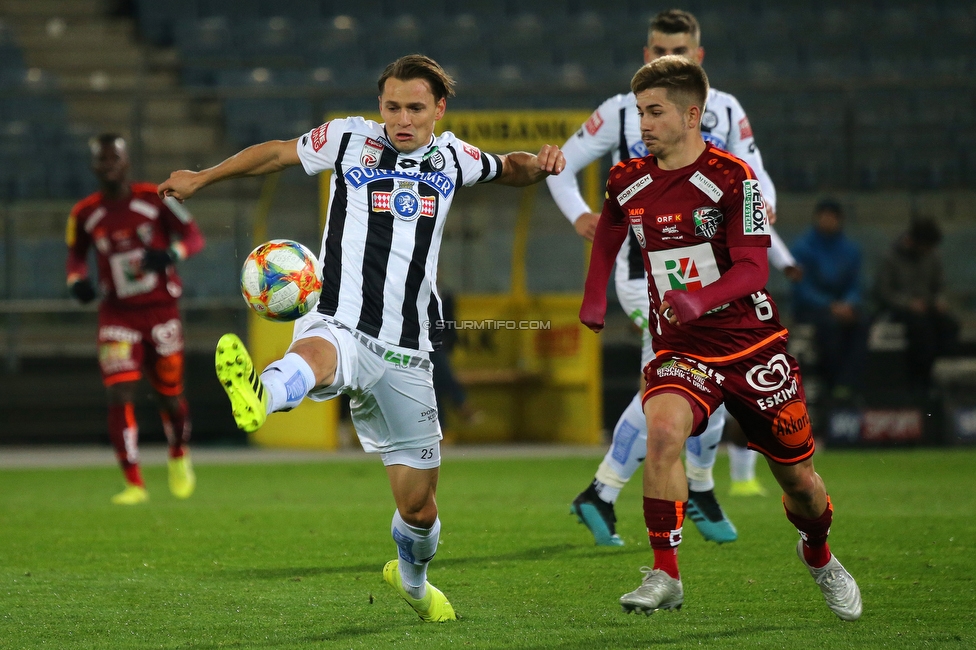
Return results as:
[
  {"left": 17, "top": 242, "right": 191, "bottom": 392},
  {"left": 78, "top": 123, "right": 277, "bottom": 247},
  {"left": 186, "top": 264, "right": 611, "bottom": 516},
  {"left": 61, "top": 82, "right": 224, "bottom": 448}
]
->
[
  {"left": 643, "top": 341, "right": 815, "bottom": 465},
  {"left": 97, "top": 301, "right": 185, "bottom": 396}
]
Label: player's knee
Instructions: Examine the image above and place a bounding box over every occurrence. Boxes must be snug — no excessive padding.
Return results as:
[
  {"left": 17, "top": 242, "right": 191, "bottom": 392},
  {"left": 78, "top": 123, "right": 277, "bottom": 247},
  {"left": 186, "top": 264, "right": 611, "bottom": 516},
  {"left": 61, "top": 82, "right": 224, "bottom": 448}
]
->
[
  {"left": 399, "top": 499, "right": 438, "bottom": 529},
  {"left": 777, "top": 467, "right": 819, "bottom": 503}
]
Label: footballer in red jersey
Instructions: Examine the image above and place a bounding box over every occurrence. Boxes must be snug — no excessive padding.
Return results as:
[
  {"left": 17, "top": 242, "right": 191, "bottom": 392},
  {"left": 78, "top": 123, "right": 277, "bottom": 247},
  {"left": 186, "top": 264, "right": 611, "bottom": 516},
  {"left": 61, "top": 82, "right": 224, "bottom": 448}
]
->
[
  {"left": 66, "top": 134, "right": 205, "bottom": 505},
  {"left": 581, "top": 57, "right": 861, "bottom": 621}
]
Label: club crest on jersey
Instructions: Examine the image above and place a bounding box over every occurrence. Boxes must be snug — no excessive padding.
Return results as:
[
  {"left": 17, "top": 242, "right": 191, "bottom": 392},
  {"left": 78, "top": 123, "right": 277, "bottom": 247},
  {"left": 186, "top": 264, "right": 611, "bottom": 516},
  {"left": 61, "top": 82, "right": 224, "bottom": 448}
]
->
[
  {"left": 692, "top": 207, "right": 724, "bottom": 239},
  {"left": 742, "top": 179, "right": 768, "bottom": 235},
  {"left": 628, "top": 212, "right": 646, "bottom": 249},
  {"left": 701, "top": 110, "right": 719, "bottom": 130},
  {"left": 360, "top": 137, "right": 384, "bottom": 169},
  {"left": 371, "top": 181, "right": 435, "bottom": 221},
  {"left": 423, "top": 146, "right": 446, "bottom": 171}
]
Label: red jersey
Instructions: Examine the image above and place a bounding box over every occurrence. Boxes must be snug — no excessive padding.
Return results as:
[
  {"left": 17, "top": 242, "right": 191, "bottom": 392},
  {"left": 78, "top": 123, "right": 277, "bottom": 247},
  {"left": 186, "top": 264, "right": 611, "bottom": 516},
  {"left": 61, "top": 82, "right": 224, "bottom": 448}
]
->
[
  {"left": 599, "top": 144, "right": 787, "bottom": 364},
  {"left": 66, "top": 183, "right": 205, "bottom": 308}
]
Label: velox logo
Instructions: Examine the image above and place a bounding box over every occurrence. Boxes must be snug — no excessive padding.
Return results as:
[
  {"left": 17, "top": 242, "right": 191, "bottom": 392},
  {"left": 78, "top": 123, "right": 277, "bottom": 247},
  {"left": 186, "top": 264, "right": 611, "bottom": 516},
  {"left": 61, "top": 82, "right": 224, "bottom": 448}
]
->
[
  {"left": 617, "top": 174, "right": 652, "bottom": 205},
  {"left": 742, "top": 179, "right": 768, "bottom": 235},
  {"left": 690, "top": 171, "right": 723, "bottom": 202},
  {"left": 745, "top": 353, "right": 791, "bottom": 392}
]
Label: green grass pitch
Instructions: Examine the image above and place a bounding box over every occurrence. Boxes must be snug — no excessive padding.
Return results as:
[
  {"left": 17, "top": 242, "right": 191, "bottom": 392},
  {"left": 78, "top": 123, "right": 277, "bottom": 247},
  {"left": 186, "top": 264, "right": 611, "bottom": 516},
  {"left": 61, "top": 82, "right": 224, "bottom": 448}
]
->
[{"left": 1, "top": 448, "right": 974, "bottom": 649}]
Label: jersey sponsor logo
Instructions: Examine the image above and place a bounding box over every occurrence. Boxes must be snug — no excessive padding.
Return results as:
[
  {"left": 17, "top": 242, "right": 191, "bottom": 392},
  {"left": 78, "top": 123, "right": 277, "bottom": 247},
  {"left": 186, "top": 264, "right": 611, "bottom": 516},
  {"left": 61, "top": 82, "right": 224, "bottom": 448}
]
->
[
  {"left": 99, "top": 325, "right": 141, "bottom": 343},
  {"left": 344, "top": 167, "right": 455, "bottom": 198},
  {"left": 739, "top": 116, "right": 754, "bottom": 140},
  {"left": 360, "top": 137, "right": 384, "bottom": 168},
  {"left": 756, "top": 377, "right": 800, "bottom": 411},
  {"left": 584, "top": 110, "right": 604, "bottom": 135},
  {"left": 628, "top": 213, "right": 646, "bottom": 248},
  {"left": 398, "top": 158, "right": 419, "bottom": 169},
  {"left": 655, "top": 213, "right": 681, "bottom": 225},
  {"left": 647, "top": 242, "right": 721, "bottom": 297},
  {"left": 151, "top": 318, "right": 183, "bottom": 356},
  {"left": 692, "top": 207, "right": 723, "bottom": 239},
  {"left": 83, "top": 206, "right": 107, "bottom": 233},
  {"left": 136, "top": 223, "right": 154, "bottom": 245},
  {"left": 462, "top": 143, "right": 481, "bottom": 160},
  {"left": 163, "top": 195, "right": 193, "bottom": 224},
  {"left": 630, "top": 141, "right": 649, "bottom": 158},
  {"left": 745, "top": 353, "right": 791, "bottom": 392},
  {"left": 129, "top": 198, "right": 159, "bottom": 220},
  {"left": 690, "top": 171, "right": 723, "bottom": 202},
  {"left": 701, "top": 110, "right": 719, "bottom": 130},
  {"left": 616, "top": 174, "right": 652, "bottom": 205},
  {"left": 702, "top": 132, "right": 727, "bottom": 150},
  {"left": 773, "top": 400, "right": 811, "bottom": 448},
  {"left": 742, "top": 179, "right": 768, "bottom": 235},
  {"left": 310, "top": 122, "right": 330, "bottom": 152},
  {"left": 372, "top": 185, "right": 436, "bottom": 221}
]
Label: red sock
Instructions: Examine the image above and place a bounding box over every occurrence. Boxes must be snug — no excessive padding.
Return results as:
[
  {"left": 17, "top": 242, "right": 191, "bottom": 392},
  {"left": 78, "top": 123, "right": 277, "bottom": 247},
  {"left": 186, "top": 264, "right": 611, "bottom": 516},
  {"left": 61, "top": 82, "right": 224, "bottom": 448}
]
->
[
  {"left": 108, "top": 402, "right": 143, "bottom": 487},
  {"left": 643, "top": 497, "right": 685, "bottom": 580},
  {"left": 784, "top": 496, "right": 833, "bottom": 568},
  {"left": 161, "top": 396, "right": 191, "bottom": 459}
]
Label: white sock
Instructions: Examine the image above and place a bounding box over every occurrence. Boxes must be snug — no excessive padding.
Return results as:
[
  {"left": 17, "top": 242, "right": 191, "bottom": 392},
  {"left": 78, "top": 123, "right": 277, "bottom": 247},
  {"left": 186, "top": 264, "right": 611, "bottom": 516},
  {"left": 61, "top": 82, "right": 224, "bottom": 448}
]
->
[
  {"left": 593, "top": 464, "right": 624, "bottom": 503},
  {"left": 728, "top": 443, "right": 760, "bottom": 482},
  {"left": 392, "top": 510, "right": 440, "bottom": 600},
  {"left": 261, "top": 352, "right": 316, "bottom": 414},
  {"left": 685, "top": 407, "right": 725, "bottom": 492},
  {"left": 602, "top": 392, "right": 648, "bottom": 486}
]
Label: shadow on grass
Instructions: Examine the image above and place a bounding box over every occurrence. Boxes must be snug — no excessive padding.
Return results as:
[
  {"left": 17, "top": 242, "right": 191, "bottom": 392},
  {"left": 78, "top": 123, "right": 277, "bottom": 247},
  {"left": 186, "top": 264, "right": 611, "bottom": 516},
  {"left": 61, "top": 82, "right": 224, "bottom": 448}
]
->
[
  {"left": 225, "top": 543, "right": 648, "bottom": 580},
  {"left": 176, "top": 622, "right": 407, "bottom": 649}
]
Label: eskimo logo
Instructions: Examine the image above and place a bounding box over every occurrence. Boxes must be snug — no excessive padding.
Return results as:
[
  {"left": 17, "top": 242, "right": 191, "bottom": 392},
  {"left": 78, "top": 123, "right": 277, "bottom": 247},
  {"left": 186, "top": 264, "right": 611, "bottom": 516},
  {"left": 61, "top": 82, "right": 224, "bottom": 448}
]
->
[
  {"left": 742, "top": 179, "right": 768, "bottom": 235},
  {"left": 692, "top": 207, "right": 723, "bottom": 239},
  {"left": 746, "top": 354, "right": 791, "bottom": 392},
  {"left": 664, "top": 257, "right": 703, "bottom": 291}
]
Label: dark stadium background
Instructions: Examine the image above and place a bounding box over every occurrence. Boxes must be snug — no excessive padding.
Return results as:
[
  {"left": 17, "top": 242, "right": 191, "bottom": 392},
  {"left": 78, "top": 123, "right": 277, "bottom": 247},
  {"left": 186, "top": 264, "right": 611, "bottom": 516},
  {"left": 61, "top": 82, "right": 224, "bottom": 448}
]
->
[{"left": 2, "top": 0, "right": 975, "bottom": 447}]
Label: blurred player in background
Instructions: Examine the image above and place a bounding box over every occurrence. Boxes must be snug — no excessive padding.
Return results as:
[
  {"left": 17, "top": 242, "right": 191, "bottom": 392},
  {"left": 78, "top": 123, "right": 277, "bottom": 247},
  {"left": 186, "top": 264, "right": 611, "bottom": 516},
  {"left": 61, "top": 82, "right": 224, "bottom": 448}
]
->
[
  {"left": 580, "top": 55, "right": 860, "bottom": 620},
  {"left": 159, "top": 55, "right": 564, "bottom": 623},
  {"left": 549, "top": 8, "right": 800, "bottom": 547},
  {"left": 66, "top": 134, "right": 205, "bottom": 505}
]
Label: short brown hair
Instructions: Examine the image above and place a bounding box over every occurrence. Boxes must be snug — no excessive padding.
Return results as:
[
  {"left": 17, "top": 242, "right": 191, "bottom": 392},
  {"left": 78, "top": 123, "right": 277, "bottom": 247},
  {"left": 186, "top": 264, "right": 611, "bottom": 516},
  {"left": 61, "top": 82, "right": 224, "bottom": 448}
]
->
[
  {"left": 377, "top": 54, "right": 456, "bottom": 102},
  {"left": 631, "top": 55, "right": 709, "bottom": 111},
  {"left": 649, "top": 9, "right": 701, "bottom": 45}
]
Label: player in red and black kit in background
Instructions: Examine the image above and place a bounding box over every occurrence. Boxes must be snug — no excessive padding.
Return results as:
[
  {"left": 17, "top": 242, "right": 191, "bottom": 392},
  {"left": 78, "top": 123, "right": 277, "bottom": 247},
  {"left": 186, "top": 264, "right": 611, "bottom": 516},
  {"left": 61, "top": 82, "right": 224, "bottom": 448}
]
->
[
  {"left": 66, "top": 134, "right": 205, "bottom": 505},
  {"left": 580, "top": 58, "right": 862, "bottom": 620}
]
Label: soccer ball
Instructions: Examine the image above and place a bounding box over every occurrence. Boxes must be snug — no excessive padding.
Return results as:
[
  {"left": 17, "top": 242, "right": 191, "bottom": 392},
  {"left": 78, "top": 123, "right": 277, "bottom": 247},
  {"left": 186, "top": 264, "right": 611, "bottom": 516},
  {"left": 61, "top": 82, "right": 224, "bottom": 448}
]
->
[{"left": 240, "top": 240, "right": 322, "bottom": 321}]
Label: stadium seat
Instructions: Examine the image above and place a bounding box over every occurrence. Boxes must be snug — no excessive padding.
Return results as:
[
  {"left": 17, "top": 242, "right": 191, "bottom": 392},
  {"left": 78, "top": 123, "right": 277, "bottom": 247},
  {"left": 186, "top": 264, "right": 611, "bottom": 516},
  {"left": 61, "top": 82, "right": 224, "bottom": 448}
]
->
[{"left": 223, "top": 97, "right": 314, "bottom": 147}]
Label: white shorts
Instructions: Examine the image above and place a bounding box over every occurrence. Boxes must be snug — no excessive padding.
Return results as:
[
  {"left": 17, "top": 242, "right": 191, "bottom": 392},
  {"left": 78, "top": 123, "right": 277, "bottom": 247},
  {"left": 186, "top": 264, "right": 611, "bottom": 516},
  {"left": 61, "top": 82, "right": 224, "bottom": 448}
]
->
[
  {"left": 292, "top": 313, "right": 442, "bottom": 462},
  {"left": 616, "top": 276, "right": 655, "bottom": 367}
]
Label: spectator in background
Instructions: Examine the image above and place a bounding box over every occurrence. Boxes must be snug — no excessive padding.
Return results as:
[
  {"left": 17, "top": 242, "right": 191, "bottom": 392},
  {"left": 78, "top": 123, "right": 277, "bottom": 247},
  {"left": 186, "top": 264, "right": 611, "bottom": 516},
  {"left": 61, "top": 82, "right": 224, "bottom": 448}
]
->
[
  {"left": 791, "top": 199, "right": 867, "bottom": 402},
  {"left": 875, "top": 217, "right": 959, "bottom": 389}
]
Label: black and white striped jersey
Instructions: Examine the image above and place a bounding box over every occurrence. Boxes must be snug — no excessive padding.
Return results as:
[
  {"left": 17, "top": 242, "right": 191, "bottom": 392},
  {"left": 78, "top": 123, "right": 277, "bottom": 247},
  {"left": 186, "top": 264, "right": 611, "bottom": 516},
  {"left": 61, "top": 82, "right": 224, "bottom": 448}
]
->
[{"left": 297, "top": 116, "right": 502, "bottom": 351}]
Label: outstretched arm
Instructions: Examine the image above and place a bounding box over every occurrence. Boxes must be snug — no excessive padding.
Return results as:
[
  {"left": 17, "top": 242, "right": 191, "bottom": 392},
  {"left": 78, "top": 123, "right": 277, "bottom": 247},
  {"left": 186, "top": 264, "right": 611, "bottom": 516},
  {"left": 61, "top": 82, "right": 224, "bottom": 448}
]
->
[
  {"left": 580, "top": 200, "right": 629, "bottom": 333},
  {"left": 158, "top": 139, "right": 301, "bottom": 201},
  {"left": 661, "top": 246, "right": 768, "bottom": 326},
  {"left": 494, "top": 145, "right": 565, "bottom": 187}
]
